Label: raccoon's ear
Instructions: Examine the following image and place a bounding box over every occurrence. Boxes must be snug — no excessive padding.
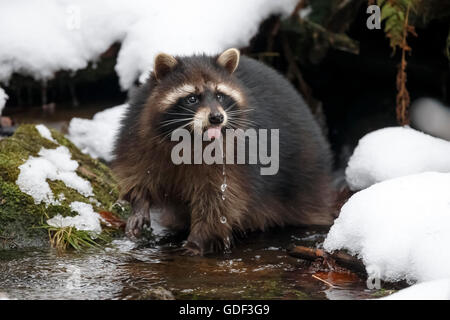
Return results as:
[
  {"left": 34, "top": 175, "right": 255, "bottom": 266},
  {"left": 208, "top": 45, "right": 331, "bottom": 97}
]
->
[
  {"left": 217, "top": 48, "right": 240, "bottom": 74},
  {"left": 154, "top": 53, "right": 178, "bottom": 81}
]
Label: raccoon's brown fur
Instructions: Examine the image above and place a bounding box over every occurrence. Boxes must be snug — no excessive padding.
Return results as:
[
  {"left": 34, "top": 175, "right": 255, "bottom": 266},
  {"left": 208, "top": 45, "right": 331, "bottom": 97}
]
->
[{"left": 113, "top": 48, "right": 337, "bottom": 255}]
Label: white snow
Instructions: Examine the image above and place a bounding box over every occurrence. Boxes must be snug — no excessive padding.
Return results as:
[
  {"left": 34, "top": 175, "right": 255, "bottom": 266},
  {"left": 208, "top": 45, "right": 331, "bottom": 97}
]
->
[
  {"left": 115, "top": 0, "right": 298, "bottom": 88},
  {"left": 382, "top": 278, "right": 450, "bottom": 300},
  {"left": 16, "top": 127, "right": 103, "bottom": 235},
  {"left": 35, "top": 124, "right": 57, "bottom": 143},
  {"left": 16, "top": 146, "right": 93, "bottom": 205},
  {"left": 0, "top": 87, "right": 7, "bottom": 115},
  {"left": 324, "top": 172, "right": 450, "bottom": 284},
  {"left": 67, "top": 104, "right": 126, "bottom": 161},
  {"left": 0, "top": 1, "right": 137, "bottom": 84},
  {"left": 47, "top": 201, "right": 102, "bottom": 235},
  {"left": 345, "top": 127, "right": 450, "bottom": 191},
  {"left": 0, "top": 0, "right": 297, "bottom": 90}
]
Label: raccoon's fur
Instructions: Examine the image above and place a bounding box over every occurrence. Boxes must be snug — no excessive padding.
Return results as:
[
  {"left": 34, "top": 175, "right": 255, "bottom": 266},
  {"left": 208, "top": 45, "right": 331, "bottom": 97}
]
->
[{"left": 113, "top": 48, "right": 336, "bottom": 255}]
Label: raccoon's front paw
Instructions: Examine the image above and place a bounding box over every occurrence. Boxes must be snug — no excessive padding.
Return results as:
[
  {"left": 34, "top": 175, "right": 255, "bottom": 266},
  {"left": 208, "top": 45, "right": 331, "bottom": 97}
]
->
[
  {"left": 181, "top": 241, "right": 203, "bottom": 256},
  {"left": 181, "top": 236, "right": 214, "bottom": 256},
  {"left": 125, "top": 213, "right": 151, "bottom": 239}
]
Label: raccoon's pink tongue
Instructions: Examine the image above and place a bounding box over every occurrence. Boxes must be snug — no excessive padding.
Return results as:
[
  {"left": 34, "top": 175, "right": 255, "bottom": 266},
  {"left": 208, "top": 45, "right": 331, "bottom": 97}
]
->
[{"left": 207, "top": 127, "right": 222, "bottom": 140}]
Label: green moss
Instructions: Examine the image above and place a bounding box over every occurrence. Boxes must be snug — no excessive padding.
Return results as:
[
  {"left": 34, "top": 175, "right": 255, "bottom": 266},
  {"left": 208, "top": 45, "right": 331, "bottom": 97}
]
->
[
  {"left": 371, "top": 288, "right": 397, "bottom": 298},
  {"left": 0, "top": 124, "right": 131, "bottom": 250}
]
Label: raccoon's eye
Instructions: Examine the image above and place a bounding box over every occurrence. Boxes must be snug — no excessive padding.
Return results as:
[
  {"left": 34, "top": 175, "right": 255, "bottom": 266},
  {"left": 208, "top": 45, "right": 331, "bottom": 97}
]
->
[
  {"left": 185, "top": 94, "right": 199, "bottom": 105},
  {"left": 216, "top": 92, "right": 224, "bottom": 102}
]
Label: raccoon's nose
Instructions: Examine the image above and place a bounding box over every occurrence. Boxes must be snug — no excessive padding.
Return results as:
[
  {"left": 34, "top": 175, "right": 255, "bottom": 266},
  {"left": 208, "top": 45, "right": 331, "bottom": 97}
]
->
[{"left": 208, "top": 112, "right": 224, "bottom": 125}]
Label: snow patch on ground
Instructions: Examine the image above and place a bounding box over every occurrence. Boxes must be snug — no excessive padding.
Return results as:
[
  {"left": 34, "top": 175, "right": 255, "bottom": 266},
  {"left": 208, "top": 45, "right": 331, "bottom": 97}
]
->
[
  {"left": 0, "top": 0, "right": 297, "bottom": 90},
  {"left": 35, "top": 124, "right": 57, "bottom": 143},
  {"left": 324, "top": 172, "right": 450, "bottom": 284},
  {"left": 382, "top": 278, "right": 450, "bottom": 300},
  {"left": 346, "top": 127, "right": 450, "bottom": 191},
  {"left": 47, "top": 201, "right": 102, "bottom": 235},
  {"left": 16, "top": 146, "right": 93, "bottom": 205},
  {"left": 67, "top": 104, "right": 126, "bottom": 161},
  {"left": 0, "top": 87, "right": 7, "bottom": 115}
]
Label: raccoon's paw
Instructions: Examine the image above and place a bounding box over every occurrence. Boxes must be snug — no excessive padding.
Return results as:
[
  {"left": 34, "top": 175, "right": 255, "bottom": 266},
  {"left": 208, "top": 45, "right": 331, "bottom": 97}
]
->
[
  {"left": 181, "top": 241, "right": 203, "bottom": 256},
  {"left": 125, "top": 213, "right": 151, "bottom": 239},
  {"left": 181, "top": 236, "right": 215, "bottom": 256}
]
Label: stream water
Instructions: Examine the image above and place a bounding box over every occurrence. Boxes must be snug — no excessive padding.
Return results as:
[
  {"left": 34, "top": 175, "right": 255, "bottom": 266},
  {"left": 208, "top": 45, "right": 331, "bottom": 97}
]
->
[
  {"left": 0, "top": 224, "right": 377, "bottom": 300},
  {"left": 0, "top": 105, "right": 383, "bottom": 300}
]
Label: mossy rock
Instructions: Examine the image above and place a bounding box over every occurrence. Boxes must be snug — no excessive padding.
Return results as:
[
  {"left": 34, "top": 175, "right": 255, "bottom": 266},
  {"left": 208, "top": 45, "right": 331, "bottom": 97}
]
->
[{"left": 0, "top": 124, "right": 130, "bottom": 249}]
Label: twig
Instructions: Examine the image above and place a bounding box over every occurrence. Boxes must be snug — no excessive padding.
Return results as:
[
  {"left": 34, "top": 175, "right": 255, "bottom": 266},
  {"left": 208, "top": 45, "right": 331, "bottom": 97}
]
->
[
  {"left": 290, "top": 0, "right": 307, "bottom": 19},
  {"left": 288, "top": 245, "right": 366, "bottom": 273},
  {"left": 396, "top": 3, "right": 413, "bottom": 125},
  {"left": 312, "top": 274, "right": 339, "bottom": 288}
]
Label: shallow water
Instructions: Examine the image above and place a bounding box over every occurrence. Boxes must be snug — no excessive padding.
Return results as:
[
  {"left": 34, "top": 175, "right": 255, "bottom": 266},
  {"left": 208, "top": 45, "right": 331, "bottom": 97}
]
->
[{"left": 0, "top": 224, "right": 377, "bottom": 300}]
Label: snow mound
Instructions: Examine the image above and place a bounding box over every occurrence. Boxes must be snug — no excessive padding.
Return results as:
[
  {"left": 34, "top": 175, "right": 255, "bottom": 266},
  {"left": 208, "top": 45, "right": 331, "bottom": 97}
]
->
[
  {"left": 346, "top": 127, "right": 450, "bottom": 191},
  {"left": 0, "top": 87, "right": 7, "bottom": 115},
  {"left": 115, "top": 0, "right": 298, "bottom": 88},
  {"left": 0, "top": 0, "right": 297, "bottom": 90},
  {"left": 67, "top": 104, "right": 126, "bottom": 162},
  {"left": 0, "top": 1, "right": 138, "bottom": 83},
  {"left": 16, "top": 146, "right": 94, "bottom": 205},
  {"left": 47, "top": 201, "right": 102, "bottom": 235},
  {"left": 324, "top": 172, "right": 450, "bottom": 284},
  {"left": 382, "top": 278, "right": 450, "bottom": 300},
  {"left": 35, "top": 124, "right": 57, "bottom": 143}
]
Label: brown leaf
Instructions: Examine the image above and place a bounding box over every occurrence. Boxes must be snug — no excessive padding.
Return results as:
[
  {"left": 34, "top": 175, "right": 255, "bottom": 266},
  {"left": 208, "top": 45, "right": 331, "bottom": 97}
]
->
[{"left": 98, "top": 211, "right": 126, "bottom": 229}]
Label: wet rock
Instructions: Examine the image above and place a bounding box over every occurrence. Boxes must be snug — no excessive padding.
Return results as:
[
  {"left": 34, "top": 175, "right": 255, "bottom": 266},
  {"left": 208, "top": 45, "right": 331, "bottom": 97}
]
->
[
  {"left": 139, "top": 287, "right": 175, "bottom": 300},
  {"left": 0, "top": 124, "right": 130, "bottom": 249},
  {"left": 0, "top": 117, "right": 15, "bottom": 137}
]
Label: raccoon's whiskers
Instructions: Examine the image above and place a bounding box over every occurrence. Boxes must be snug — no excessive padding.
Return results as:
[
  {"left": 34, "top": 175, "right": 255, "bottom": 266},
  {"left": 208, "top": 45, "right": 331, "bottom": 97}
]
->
[
  {"left": 227, "top": 108, "right": 254, "bottom": 115},
  {"left": 224, "top": 102, "right": 238, "bottom": 112},
  {"left": 225, "top": 123, "right": 238, "bottom": 130},
  {"left": 227, "top": 117, "right": 257, "bottom": 128},
  {"left": 159, "top": 118, "right": 194, "bottom": 127},
  {"left": 152, "top": 120, "right": 194, "bottom": 142},
  {"left": 176, "top": 105, "right": 196, "bottom": 114},
  {"left": 164, "top": 112, "right": 196, "bottom": 117}
]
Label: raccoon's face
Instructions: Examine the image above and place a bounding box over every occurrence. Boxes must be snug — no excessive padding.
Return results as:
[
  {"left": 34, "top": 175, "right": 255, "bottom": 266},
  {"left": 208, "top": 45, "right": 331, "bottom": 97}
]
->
[{"left": 147, "top": 48, "right": 251, "bottom": 141}]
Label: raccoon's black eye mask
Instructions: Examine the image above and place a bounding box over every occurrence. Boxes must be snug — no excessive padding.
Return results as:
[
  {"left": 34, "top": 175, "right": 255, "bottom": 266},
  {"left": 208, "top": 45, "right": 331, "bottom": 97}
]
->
[
  {"left": 178, "top": 91, "right": 232, "bottom": 109},
  {"left": 216, "top": 92, "right": 224, "bottom": 102},
  {"left": 184, "top": 94, "right": 200, "bottom": 106}
]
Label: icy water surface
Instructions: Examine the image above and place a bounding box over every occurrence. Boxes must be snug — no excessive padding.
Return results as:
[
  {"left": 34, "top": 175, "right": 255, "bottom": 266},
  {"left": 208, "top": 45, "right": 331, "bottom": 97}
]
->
[{"left": 0, "top": 226, "right": 377, "bottom": 300}]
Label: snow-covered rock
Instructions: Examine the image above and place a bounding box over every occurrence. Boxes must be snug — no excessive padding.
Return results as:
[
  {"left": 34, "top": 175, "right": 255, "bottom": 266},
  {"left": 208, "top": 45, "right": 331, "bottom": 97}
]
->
[
  {"left": 47, "top": 201, "right": 103, "bottom": 236},
  {"left": 67, "top": 104, "right": 126, "bottom": 162},
  {"left": 324, "top": 172, "right": 450, "bottom": 284},
  {"left": 17, "top": 146, "right": 94, "bottom": 205},
  {"left": 382, "top": 278, "right": 450, "bottom": 300},
  {"left": 35, "top": 124, "right": 57, "bottom": 143},
  {"left": 0, "top": 124, "right": 128, "bottom": 249},
  {"left": 0, "top": 0, "right": 297, "bottom": 90},
  {"left": 346, "top": 127, "right": 450, "bottom": 191}
]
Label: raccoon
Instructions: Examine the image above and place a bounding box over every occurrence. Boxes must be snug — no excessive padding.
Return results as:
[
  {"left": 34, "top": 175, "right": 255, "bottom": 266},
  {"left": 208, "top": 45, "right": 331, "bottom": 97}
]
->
[{"left": 113, "top": 48, "right": 336, "bottom": 255}]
